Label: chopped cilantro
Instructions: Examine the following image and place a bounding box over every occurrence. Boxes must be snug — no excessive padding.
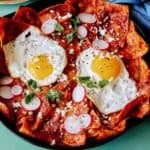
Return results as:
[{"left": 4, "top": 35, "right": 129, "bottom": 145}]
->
[
  {"left": 27, "top": 79, "right": 37, "bottom": 89},
  {"left": 87, "top": 80, "right": 98, "bottom": 88},
  {"left": 25, "top": 92, "right": 35, "bottom": 104},
  {"left": 78, "top": 76, "right": 90, "bottom": 84},
  {"left": 99, "top": 80, "right": 109, "bottom": 88},
  {"left": 46, "top": 89, "right": 62, "bottom": 102},
  {"left": 71, "top": 16, "right": 80, "bottom": 29},
  {"left": 66, "top": 16, "right": 80, "bottom": 43},
  {"left": 66, "top": 32, "right": 75, "bottom": 43},
  {"left": 55, "top": 23, "right": 64, "bottom": 32},
  {"left": 78, "top": 76, "right": 109, "bottom": 88}
]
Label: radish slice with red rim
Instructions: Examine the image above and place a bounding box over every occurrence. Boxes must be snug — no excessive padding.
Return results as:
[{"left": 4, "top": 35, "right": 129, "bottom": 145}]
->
[
  {"left": 11, "top": 85, "right": 23, "bottom": 96},
  {"left": 93, "top": 39, "right": 109, "bottom": 50},
  {"left": 72, "top": 85, "right": 85, "bottom": 103},
  {"left": 77, "top": 25, "right": 88, "bottom": 38},
  {"left": 21, "top": 96, "right": 41, "bottom": 111},
  {"left": 78, "top": 13, "right": 96, "bottom": 24},
  {"left": 41, "top": 19, "right": 57, "bottom": 34},
  {"left": 0, "top": 77, "right": 13, "bottom": 85},
  {"left": 0, "top": 86, "right": 14, "bottom": 99},
  {"left": 79, "top": 114, "right": 91, "bottom": 128},
  {"left": 64, "top": 115, "right": 81, "bottom": 134}
]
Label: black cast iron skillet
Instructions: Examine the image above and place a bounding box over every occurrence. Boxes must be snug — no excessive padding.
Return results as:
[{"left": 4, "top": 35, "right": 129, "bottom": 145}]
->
[{"left": 0, "top": 0, "right": 150, "bottom": 149}]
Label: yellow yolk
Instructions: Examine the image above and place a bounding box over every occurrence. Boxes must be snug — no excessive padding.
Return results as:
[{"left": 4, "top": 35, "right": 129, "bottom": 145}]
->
[
  {"left": 91, "top": 56, "right": 121, "bottom": 80},
  {"left": 27, "top": 54, "right": 53, "bottom": 80}
]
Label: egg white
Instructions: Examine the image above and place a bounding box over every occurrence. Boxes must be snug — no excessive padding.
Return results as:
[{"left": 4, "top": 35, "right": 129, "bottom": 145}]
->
[
  {"left": 76, "top": 48, "right": 138, "bottom": 114},
  {"left": 3, "top": 26, "right": 67, "bottom": 86}
]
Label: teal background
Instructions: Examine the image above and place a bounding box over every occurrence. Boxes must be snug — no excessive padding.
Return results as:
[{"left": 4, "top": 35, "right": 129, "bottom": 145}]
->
[
  {"left": 0, "top": 0, "right": 39, "bottom": 16},
  {"left": 0, "top": 117, "right": 150, "bottom": 150},
  {"left": 0, "top": 0, "right": 150, "bottom": 150}
]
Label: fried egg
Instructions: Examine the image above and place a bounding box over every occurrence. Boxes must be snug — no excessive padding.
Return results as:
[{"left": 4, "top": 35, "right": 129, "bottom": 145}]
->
[
  {"left": 3, "top": 26, "right": 67, "bottom": 86},
  {"left": 76, "top": 48, "right": 138, "bottom": 114}
]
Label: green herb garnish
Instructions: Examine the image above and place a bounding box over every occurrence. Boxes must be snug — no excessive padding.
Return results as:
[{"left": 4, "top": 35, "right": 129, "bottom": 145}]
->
[
  {"left": 27, "top": 79, "right": 37, "bottom": 89},
  {"left": 66, "top": 32, "right": 75, "bottom": 43},
  {"left": 46, "top": 89, "right": 62, "bottom": 102},
  {"left": 78, "top": 76, "right": 109, "bottom": 88},
  {"left": 71, "top": 16, "right": 80, "bottom": 29},
  {"left": 78, "top": 76, "right": 90, "bottom": 84},
  {"left": 99, "top": 80, "right": 109, "bottom": 88},
  {"left": 55, "top": 23, "right": 64, "bottom": 32},
  {"left": 25, "top": 92, "right": 35, "bottom": 104},
  {"left": 87, "top": 80, "right": 98, "bottom": 88},
  {"left": 66, "top": 16, "right": 80, "bottom": 43}
]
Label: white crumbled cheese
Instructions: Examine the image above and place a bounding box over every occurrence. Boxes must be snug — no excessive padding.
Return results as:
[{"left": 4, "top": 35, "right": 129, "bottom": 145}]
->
[
  {"left": 58, "top": 74, "right": 68, "bottom": 82},
  {"left": 119, "top": 55, "right": 123, "bottom": 58},
  {"left": 25, "top": 89, "right": 30, "bottom": 95},
  {"left": 60, "top": 119, "right": 63, "bottom": 123},
  {"left": 110, "top": 29, "right": 114, "bottom": 33},
  {"left": 108, "top": 37, "right": 115, "bottom": 42},
  {"left": 14, "top": 109, "right": 18, "bottom": 113},
  {"left": 61, "top": 39, "right": 65, "bottom": 43},
  {"left": 34, "top": 88, "right": 40, "bottom": 92},
  {"left": 102, "top": 120, "right": 108, "bottom": 124},
  {"left": 58, "top": 32, "right": 61, "bottom": 36},
  {"left": 136, "top": 92, "right": 140, "bottom": 97},
  {"left": 12, "top": 102, "right": 21, "bottom": 108},
  {"left": 101, "top": 113, "right": 108, "bottom": 119},
  {"left": 116, "top": 32, "right": 120, "bottom": 36},
  {"left": 56, "top": 108, "right": 61, "bottom": 114},
  {"left": 108, "top": 117, "right": 112, "bottom": 121},
  {"left": 28, "top": 111, "right": 33, "bottom": 115},
  {"left": 116, "top": 37, "right": 119, "bottom": 41},
  {"left": 69, "top": 48, "right": 75, "bottom": 55},
  {"left": 78, "top": 39, "right": 84, "bottom": 47},
  {"left": 38, "top": 112, "right": 43, "bottom": 119},
  {"left": 69, "top": 25, "right": 72, "bottom": 29},
  {"left": 22, "top": 111, "right": 27, "bottom": 115},
  {"left": 103, "top": 16, "right": 109, "bottom": 22},
  {"left": 51, "top": 104, "right": 56, "bottom": 108},
  {"left": 58, "top": 15, "right": 61, "bottom": 19},
  {"left": 66, "top": 101, "right": 73, "bottom": 109},
  {"left": 99, "top": 27, "right": 106, "bottom": 36},
  {"left": 50, "top": 10, "right": 55, "bottom": 13},
  {"left": 93, "top": 26, "right": 98, "bottom": 33},
  {"left": 61, "top": 13, "right": 72, "bottom": 20},
  {"left": 105, "top": 52, "right": 111, "bottom": 58},
  {"left": 55, "top": 101, "right": 73, "bottom": 117},
  {"left": 70, "top": 63, "right": 75, "bottom": 67},
  {"left": 60, "top": 110, "right": 66, "bottom": 117},
  {"left": 51, "top": 139, "right": 56, "bottom": 146}
]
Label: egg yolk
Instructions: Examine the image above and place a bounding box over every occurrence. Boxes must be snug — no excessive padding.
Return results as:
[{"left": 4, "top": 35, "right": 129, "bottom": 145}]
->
[
  {"left": 91, "top": 56, "right": 121, "bottom": 80},
  {"left": 27, "top": 54, "right": 53, "bottom": 80}
]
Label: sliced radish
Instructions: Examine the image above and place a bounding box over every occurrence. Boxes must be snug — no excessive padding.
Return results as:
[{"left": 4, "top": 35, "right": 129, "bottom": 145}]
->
[
  {"left": 64, "top": 115, "right": 81, "bottom": 134},
  {"left": 79, "top": 114, "right": 91, "bottom": 128},
  {"left": 11, "top": 85, "right": 23, "bottom": 96},
  {"left": 0, "top": 77, "right": 13, "bottom": 85},
  {"left": 0, "top": 86, "right": 14, "bottom": 99},
  {"left": 41, "top": 19, "right": 57, "bottom": 34},
  {"left": 77, "top": 25, "right": 88, "bottom": 38},
  {"left": 78, "top": 13, "right": 96, "bottom": 24},
  {"left": 72, "top": 85, "right": 85, "bottom": 103},
  {"left": 93, "top": 39, "right": 109, "bottom": 50},
  {"left": 21, "top": 96, "right": 41, "bottom": 111}
]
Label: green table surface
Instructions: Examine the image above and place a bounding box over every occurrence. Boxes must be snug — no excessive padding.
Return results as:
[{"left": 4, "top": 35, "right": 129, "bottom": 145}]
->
[
  {"left": 0, "top": 0, "right": 150, "bottom": 150},
  {"left": 0, "top": 0, "right": 39, "bottom": 16},
  {"left": 0, "top": 117, "right": 150, "bottom": 150}
]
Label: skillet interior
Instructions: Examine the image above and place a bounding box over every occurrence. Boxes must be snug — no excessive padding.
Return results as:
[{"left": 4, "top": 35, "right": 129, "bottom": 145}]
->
[{"left": 1, "top": 0, "right": 150, "bottom": 149}]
